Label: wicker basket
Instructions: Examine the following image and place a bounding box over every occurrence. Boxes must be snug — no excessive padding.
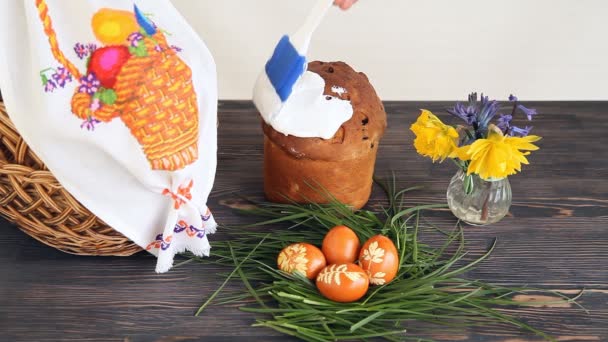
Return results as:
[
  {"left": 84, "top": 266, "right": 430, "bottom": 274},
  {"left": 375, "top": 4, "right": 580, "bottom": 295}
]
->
[{"left": 0, "top": 102, "right": 141, "bottom": 256}]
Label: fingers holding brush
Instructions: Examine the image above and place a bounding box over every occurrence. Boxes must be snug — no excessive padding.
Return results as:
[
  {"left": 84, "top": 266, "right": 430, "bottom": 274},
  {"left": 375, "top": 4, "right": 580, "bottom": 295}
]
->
[{"left": 333, "top": 0, "right": 358, "bottom": 10}]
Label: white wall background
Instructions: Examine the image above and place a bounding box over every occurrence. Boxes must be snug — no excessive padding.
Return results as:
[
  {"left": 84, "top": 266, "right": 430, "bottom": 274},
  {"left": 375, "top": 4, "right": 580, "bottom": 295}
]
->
[{"left": 172, "top": 0, "right": 608, "bottom": 101}]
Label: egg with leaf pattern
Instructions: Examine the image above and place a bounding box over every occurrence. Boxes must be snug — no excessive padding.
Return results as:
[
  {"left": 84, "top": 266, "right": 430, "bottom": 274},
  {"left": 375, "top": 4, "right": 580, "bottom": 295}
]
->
[
  {"left": 358, "top": 235, "right": 399, "bottom": 285},
  {"left": 316, "top": 263, "right": 369, "bottom": 302},
  {"left": 277, "top": 243, "right": 326, "bottom": 279}
]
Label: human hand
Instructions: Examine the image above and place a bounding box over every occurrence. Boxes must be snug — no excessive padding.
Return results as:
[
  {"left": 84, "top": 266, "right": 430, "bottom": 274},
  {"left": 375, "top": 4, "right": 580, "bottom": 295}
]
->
[{"left": 334, "top": 0, "right": 358, "bottom": 10}]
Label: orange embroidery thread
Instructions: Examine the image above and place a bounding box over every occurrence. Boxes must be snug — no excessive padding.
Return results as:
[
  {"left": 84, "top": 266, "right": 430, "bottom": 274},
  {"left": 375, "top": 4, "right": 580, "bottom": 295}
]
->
[
  {"left": 35, "top": 0, "right": 82, "bottom": 80},
  {"left": 162, "top": 180, "right": 194, "bottom": 209}
]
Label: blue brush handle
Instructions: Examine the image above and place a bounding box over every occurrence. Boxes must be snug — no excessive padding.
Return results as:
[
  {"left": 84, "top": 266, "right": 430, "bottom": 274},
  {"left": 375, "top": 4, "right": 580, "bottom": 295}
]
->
[{"left": 265, "top": 35, "right": 307, "bottom": 102}]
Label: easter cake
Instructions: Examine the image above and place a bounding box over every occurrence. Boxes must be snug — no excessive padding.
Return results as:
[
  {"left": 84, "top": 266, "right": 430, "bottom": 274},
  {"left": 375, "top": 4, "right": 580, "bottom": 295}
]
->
[{"left": 259, "top": 61, "right": 387, "bottom": 209}]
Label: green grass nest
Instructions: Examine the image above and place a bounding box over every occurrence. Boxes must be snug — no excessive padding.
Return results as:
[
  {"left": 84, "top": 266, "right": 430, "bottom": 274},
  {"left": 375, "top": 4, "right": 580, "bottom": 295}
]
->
[{"left": 191, "top": 179, "right": 583, "bottom": 341}]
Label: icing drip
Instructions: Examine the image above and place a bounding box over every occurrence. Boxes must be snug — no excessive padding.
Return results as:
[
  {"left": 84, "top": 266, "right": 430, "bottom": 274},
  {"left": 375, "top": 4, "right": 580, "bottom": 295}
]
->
[
  {"left": 254, "top": 70, "right": 354, "bottom": 140},
  {"left": 331, "top": 86, "right": 347, "bottom": 96}
]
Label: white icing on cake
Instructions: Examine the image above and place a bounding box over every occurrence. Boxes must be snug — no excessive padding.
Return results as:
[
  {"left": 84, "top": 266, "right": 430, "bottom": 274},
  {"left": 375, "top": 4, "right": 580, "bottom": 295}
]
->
[
  {"left": 331, "top": 86, "right": 347, "bottom": 96},
  {"left": 253, "top": 69, "right": 354, "bottom": 140}
]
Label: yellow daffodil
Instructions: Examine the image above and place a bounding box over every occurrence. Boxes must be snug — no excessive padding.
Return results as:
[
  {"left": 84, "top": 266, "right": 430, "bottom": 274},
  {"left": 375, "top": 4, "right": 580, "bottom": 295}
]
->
[
  {"left": 463, "top": 125, "right": 541, "bottom": 180},
  {"left": 410, "top": 110, "right": 460, "bottom": 162},
  {"left": 454, "top": 144, "right": 472, "bottom": 161}
]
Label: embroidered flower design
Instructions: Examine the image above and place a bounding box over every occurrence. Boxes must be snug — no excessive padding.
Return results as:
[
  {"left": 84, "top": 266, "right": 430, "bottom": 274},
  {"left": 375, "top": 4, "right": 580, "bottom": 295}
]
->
[
  {"left": 362, "top": 241, "right": 385, "bottom": 264},
  {"left": 74, "top": 43, "right": 97, "bottom": 59},
  {"left": 317, "top": 264, "right": 364, "bottom": 286},
  {"left": 127, "top": 32, "right": 144, "bottom": 47},
  {"left": 80, "top": 117, "right": 101, "bottom": 131},
  {"left": 162, "top": 180, "right": 194, "bottom": 210},
  {"left": 52, "top": 67, "right": 72, "bottom": 88},
  {"left": 146, "top": 233, "right": 172, "bottom": 251},
  {"left": 43, "top": 79, "right": 57, "bottom": 93},
  {"left": 277, "top": 244, "right": 309, "bottom": 276},
  {"left": 78, "top": 73, "right": 100, "bottom": 94},
  {"left": 146, "top": 218, "right": 207, "bottom": 251},
  {"left": 87, "top": 43, "right": 98, "bottom": 54},
  {"left": 90, "top": 98, "right": 101, "bottom": 112},
  {"left": 171, "top": 45, "right": 182, "bottom": 52},
  {"left": 174, "top": 220, "right": 206, "bottom": 239},
  {"left": 74, "top": 43, "right": 88, "bottom": 59}
]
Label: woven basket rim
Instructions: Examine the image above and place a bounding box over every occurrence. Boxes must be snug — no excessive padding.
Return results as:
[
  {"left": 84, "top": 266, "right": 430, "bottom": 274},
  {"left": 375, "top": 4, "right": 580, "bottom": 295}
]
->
[{"left": 0, "top": 101, "right": 141, "bottom": 256}]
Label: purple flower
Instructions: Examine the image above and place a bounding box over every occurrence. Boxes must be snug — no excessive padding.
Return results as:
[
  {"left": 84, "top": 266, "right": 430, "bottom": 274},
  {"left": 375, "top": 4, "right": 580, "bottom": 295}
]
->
[
  {"left": 497, "top": 114, "right": 512, "bottom": 132},
  {"left": 509, "top": 94, "right": 518, "bottom": 102},
  {"left": 74, "top": 43, "right": 88, "bottom": 59},
  {"left": 78, "top": 73, "right": 100, "bottom": 94},
  {"left": 447, "top": 93, "right": 478, "bottom": 124},
  {"left": 448, "top": 92, "right": 499, "bottom": 136},
  {"left": 44, "top": 79, "right": 57, "bottom": 93},
  {"left": 51, "top": 67, "right": 72, "bottom": 88},
  {"left": 80, "top": 117, "right": 101, "bottom": 131},
  {"left": 154, "top": 45, "right": 163, "bottom": 52},
  {"left": 74, "top": 43, "right": 97, "bottom": 59},
  {"left": 127, "top": 32, "right": 144, "bottom": 47},
  {"left": 87, "top": 43, "right": 97, "bottom": 53},
  {"left": 509, "top": 125, "right": 533, "bottom": 137},
  {"left": 477, "top": 94, "right": 500, "bottom": 128},
  {"left": 171, "top": 45, "right": 182, "bottom": 52},
  {"left": 517, "top": 104, "right": 538, "bottom": 121},
  {"left": 90, "top": 98, "right": 101, "bottom": 111}
]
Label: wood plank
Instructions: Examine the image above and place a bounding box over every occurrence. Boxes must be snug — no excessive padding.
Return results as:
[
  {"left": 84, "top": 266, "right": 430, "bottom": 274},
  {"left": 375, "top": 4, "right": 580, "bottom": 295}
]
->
[{"left": 1, "top": 101, "right": 607, "bottom": 341}]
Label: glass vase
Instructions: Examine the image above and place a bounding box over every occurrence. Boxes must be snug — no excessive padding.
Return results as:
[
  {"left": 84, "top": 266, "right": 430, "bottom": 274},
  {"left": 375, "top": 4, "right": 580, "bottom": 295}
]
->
[{"left": 446, "top": 170, "right": 512, "bottom": 225}]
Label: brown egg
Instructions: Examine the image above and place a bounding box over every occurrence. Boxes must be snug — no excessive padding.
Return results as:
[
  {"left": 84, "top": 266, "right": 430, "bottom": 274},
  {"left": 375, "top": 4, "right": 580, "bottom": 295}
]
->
[
  {"left": 322, "top": 225, "right": 361, "bottom": 264},
  {"left": 358, "top": 235, "right": 399, "bottom": 285},
  {"left": 316, "top": 263, "right": 369, "bottom": 303},
  {"left": 277, "top": 243, "right": 326, "bottom": 279}
]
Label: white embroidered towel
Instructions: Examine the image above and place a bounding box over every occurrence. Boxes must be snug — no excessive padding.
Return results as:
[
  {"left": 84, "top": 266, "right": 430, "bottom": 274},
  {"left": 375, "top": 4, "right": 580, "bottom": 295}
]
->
[{"left": 0, "top": 0, "right": 218, "bottom": 272}]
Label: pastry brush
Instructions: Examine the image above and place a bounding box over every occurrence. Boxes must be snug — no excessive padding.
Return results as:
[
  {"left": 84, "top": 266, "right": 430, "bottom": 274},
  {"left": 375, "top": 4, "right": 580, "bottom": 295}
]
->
[{"left": 264, "top": 0, "right": 334, "bottom": 102}]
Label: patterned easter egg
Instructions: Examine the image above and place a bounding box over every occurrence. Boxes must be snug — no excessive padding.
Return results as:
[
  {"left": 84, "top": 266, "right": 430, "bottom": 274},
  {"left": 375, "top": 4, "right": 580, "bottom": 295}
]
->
[
  {"left": 358, "top": 235, "right": 399, "bottom": 285},
  {"left": 277, "top": 243, "right": 326, "bottom": 279},
  {"left": 316, "top": 263, "right": 369, "bottom": 303}
]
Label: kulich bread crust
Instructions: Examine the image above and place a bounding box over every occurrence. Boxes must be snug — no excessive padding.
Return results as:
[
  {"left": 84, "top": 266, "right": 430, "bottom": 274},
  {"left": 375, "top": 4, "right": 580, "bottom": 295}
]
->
[{"left": 263, "top": 61, "right": 387, "bottom": 209}]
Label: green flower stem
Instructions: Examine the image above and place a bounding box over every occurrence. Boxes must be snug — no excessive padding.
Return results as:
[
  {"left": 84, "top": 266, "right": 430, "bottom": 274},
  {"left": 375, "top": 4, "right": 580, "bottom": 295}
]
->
[
  {"left": 464, "top": 173, "right": 474, "bottom": 195},
  {"left": 39, "top": 67, "right": 56, "bottom": 75},
  {"left": 450, "top": 159, "right": 474, "bottom": 194}
]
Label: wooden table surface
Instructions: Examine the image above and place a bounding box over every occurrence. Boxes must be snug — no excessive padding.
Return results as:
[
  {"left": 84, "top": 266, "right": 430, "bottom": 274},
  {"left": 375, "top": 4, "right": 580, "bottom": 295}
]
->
[{"left": 1, "top": 101, "right": 607, "bottom": 342}]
